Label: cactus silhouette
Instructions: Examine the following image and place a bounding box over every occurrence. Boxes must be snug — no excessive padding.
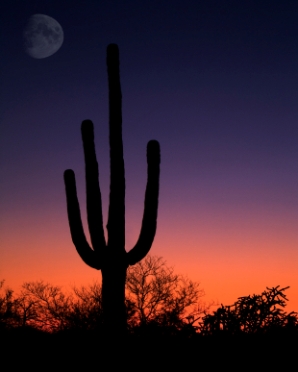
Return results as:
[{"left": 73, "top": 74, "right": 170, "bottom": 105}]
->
[{"left": 63, "top": 44, "right": 160, "bottom": 336}]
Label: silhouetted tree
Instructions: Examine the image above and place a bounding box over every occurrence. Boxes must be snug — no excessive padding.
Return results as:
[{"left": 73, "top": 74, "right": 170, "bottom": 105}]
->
[
  {"left": 3, "top": 278, "right": 297, "bottom": 340},
  {"left": 0, "top": 280, "right": 19, "bottom": 330},
  {"left": 63, "top": 44, "right": 160, "bottom": 336},
  {"left": 126, "top": 256, "right": 205, "bottom": 336},
  {"left": 66, "top": 282, "right": 104, "bottom": 331},
  {"left": 199, "top": 285, "right": 298, "bottom": 336},
  {"left": 17, "top": 281, "right": 70, "bottom": 332},
  {"left": 1, "top": 255, "right": 206, "bottom": 336},
  {"left": 67, "top": 282, "right": 136, "bottom": 333}
]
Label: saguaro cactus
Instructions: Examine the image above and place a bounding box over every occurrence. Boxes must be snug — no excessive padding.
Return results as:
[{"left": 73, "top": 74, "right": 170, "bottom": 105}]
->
[{"left": 63, "top": 44, "right": 160, "bottom": 335}]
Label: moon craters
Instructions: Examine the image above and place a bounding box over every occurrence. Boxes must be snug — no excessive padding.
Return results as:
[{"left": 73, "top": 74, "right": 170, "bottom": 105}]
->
[{"left": 23, "top": 14, "right": 64, "bottom": 59}]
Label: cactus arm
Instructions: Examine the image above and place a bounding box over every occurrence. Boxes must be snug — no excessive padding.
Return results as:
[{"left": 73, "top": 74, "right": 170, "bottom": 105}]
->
[
  {"left": 106, "top": 44, "right": 125, "bottom": 251},
  {"left": 127, "top": 140, "right": 160, "bottom": 265},
  {"left": 81, "top": 120, "right": 106, "bottom": 252},
  {"left": 63, "top": 169, "right": 101, "bottom": 270}
]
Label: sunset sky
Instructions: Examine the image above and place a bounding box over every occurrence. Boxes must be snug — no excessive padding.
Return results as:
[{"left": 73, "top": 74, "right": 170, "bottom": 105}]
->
[{"left": 1, "top": 1, "right": 297, "bottom": 313}]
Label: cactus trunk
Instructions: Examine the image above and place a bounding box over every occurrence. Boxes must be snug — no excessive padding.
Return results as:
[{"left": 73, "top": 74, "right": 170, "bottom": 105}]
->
[
  {"left": 101, "top": 262, "right": 127, "bottom": 335},
  {"left": 63, "top": 44, "right": 160, "bottom": 336}
]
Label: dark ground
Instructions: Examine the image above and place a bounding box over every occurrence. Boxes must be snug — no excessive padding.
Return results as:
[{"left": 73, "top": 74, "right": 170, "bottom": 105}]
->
[{"left": 1, "top": 327, "right": 297, "bottom": 370}]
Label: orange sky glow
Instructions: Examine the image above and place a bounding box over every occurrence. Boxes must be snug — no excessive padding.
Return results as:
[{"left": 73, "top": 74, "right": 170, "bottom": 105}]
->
[{"left": 2, "top": 201, "right": 297, "bottom": 315}]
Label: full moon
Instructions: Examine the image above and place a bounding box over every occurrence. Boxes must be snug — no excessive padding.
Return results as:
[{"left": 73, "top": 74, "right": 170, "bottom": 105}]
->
[{"left": 23, "top": 14, "right": 64, "bottom": 59}]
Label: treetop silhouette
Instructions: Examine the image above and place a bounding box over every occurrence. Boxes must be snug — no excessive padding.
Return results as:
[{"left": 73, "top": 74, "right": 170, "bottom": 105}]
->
[
  {"left": 199, "top": 285, "right": 298, "bottom": 336},
  {"left": 63, "top": 44, "right": 160, "bottom": 335}
]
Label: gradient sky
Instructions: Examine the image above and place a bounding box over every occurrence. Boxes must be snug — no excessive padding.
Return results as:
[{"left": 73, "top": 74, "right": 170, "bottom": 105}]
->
[{"left": 1, "top": 1, "right": 297, "bottom": 313}]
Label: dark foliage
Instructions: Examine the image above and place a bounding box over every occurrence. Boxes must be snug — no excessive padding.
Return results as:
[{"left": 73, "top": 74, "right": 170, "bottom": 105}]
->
[
  {"left": 1, "top": 276, "right": 297, "bottom": 339},
  {"left": 199, "top": 285, "right": 298, "bottom": 336},
  {"left": 0, "top": 280, "right": 17, "bottom": 330},
  {"left": 2, "top": 279, "right": 298, "bottom": 370},
  {"left": 0, "top": 256, "right": 206, "bottom": 336},
  {"left": 126, "top": 255, "right": 206, "bottom": 337}
]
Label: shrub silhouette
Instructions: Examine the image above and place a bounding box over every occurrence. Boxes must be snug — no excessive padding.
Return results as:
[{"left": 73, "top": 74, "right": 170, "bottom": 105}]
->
[
  {"left": 65, "top": 282, "right": 104, "bottom": 332},
  {"left": 0, "top": 280, "right": 17, "bottom": 330},
  {"left": 18, "top": 281, "right": 70, "bottom": 332},
  {"left": 1, "top": 279, "right": 298, "bottom": 340},
  {"left": 63, "top": 44, "right": 160, "bottom": 336},
  {"left": 0, "top": 256, "right": 206, "bottom": 336},
  {"left": 199, "top": 285, "right": 298, "bottom": 336},
  {"left": 126, "top": 255, "right": 205, "bottom": 336},
  {"left": 0, "top": 280, "right": 71, "bottom": 332}
]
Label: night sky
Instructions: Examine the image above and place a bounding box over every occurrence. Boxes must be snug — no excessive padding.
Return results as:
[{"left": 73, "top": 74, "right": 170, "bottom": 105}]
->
[{"left": 1, "top": 1, "right": 297, "bottom": 311}]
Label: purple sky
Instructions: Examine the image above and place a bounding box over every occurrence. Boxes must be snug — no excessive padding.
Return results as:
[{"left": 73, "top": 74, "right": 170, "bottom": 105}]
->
[{"left": 0, "top": 1, "right": 297, "bottom": 310}]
